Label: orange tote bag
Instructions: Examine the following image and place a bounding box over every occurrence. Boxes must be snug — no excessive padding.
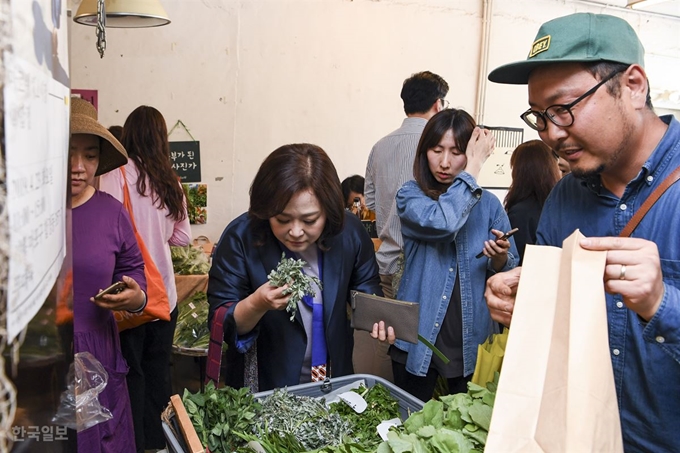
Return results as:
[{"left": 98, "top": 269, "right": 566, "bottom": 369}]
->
[{"left": 114, "top": 166, "right": 171, "bottom": 331}]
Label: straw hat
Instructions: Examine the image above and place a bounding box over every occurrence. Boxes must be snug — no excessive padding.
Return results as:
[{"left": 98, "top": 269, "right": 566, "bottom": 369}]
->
[{"left": 70, "top": 97, "right": 128, "bottom": 175}]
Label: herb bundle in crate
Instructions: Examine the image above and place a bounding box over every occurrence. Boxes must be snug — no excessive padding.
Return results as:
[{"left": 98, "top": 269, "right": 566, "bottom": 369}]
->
[{"left": 163, "top": 374, "right": 425, "bottom": 453}]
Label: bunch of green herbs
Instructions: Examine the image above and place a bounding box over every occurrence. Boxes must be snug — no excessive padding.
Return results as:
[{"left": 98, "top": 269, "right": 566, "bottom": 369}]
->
[
  {"left": 173, "top": 291, "right": 211, "bottom": 349},
  {"left": 233, "top": 428, "right": 305, "bottom": 453},
  {"left": 267, "top": 253, "right": 322, "bottom": 321},
  {"left": 327, "top": 383, "right": 400, "bottom": 448},
  {"left": 376, "top": 375, "right": 498, "bottom": 453},
  {"left": 171, "top": 245, "right": 211, "bottom": 275},
  {"left": 255, "top": 388, "right": 352, "bottom": 451},
  {"left": 182, "top": 381, "right": 260, "bottom": 453}
]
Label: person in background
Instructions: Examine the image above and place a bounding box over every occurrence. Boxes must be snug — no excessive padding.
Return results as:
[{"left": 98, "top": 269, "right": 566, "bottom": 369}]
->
[
  {"left": 361, "top": 71, "right": 449, "bottom": 382},
  {"left": 70, "top": 97, "right": 146, "bottom": 452},
  {"left": 485, "top": 13, "right": 680, "bottom": 451},
  {"left": 365, "top": 70, "right": 449, "bottom": 299},
  {"left": 554, "top": 151, "right": 571, "bottom": 177},
  {"left": 504, "top": 140, "right": 561, "bottom": 264},
  {"left": 108, "top": 125, "right": 123, "bottom": 142},
  {"left": 99, "top": 106, "right": 191, "bottom": 453},
  {"left": 341, "top": 174, "right": 375, "bottom": 220},
  {"left": 207, "top": 143, "right": 394, "bottom": 392},
  {"left": 393, "top": 108, "right": 518, "bottom": 402}
]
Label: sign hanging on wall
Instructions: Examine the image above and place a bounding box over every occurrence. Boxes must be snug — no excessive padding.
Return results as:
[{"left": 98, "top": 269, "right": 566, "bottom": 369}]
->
[
  {"left": 71, "top": 89, "right": 98, "bottom": 110},
  {"left": 169, "top": 141, "right": 201, "bottom": 182}
]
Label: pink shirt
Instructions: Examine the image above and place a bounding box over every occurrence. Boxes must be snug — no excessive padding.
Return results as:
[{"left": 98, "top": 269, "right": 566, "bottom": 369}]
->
[{"left": 99, "top": 161, "right": 192, "bottom": 311}]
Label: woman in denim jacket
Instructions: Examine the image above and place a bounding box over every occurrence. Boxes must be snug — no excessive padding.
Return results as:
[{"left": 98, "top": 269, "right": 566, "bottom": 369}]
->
[{"left": 391, "top": 109, "right": 518, "bottom": 401}]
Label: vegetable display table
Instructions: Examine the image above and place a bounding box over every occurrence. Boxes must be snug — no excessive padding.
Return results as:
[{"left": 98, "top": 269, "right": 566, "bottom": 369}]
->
[{"left": 175, "top": 274, "right": 208, "bottom": 305}]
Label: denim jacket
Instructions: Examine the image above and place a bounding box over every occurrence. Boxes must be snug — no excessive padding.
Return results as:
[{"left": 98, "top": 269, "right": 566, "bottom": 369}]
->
[
  {"left": 394, "top": 175, "right": 518, "bottom": 377},
  {"left": 536, "top": 116, "right": 680, "bottom": 452}
]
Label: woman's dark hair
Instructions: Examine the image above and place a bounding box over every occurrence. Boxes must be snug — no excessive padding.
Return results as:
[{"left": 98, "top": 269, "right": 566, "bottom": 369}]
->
[
  {"left": 413, "top": 108, "right": 476, "bottom": 200},
  {"left": 341, "top": 174, "right": 365, "bottom": 207},
  {"left": 504, "top": 140, "right": 561, "bottom": 210},
  {"left": 122, "top": 106, "right": 186, "bottom": 222},
  {"left": 249, "top": 143, "right": 345, "bottom": 250}
]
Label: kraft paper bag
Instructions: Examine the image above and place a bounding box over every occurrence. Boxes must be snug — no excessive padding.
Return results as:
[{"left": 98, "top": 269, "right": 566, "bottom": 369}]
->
[{"left": 486, "top": 229, "right": 623, "bottom": 452}]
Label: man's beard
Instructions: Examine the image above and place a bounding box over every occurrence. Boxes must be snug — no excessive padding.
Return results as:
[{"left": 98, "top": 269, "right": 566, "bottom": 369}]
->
[{"left": 572, "top": 163, "right": 605, "bottom": 179}]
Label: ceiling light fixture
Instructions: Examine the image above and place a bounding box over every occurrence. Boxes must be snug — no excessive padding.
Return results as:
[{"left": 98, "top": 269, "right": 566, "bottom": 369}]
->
[
  {"left": 73, "top": 0, "right": 170, "bottom": 58},
  {"left": 74, "top": 0, "right": 170, "bottom": 28}
]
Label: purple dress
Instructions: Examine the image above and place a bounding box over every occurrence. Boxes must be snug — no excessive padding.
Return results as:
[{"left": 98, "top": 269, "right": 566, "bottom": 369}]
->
[{"left": 72, "top": 190, "right": 146, "bottom": 453}]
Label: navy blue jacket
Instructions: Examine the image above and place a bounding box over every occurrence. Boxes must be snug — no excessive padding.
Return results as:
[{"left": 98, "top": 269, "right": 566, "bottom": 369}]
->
[{"left": 207, "top": 212, "right": 382, "bottom": 391}]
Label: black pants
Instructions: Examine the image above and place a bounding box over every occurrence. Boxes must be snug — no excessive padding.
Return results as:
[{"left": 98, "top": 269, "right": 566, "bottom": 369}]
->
[
  {"left": 120, "top": 307, "right": 178, "bottom": 452},
  {"left": 392, "top": 360, "right": 470, "bottom": 402}
]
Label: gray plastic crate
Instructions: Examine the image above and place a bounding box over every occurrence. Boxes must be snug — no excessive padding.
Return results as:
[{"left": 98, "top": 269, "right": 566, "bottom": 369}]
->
[{"left": 163, "top": 373, "right": 425, "bottom": 452}]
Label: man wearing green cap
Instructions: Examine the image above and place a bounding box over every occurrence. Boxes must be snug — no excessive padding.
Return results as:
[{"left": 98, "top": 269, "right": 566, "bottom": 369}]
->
[{"left": 485, "top": 12, "right": 679, "bottom": 451}]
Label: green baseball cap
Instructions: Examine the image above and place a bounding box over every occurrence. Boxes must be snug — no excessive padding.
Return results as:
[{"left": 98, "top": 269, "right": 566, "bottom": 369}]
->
[{"left": 488, "top": 13, "right": 645, "bottom": 85}]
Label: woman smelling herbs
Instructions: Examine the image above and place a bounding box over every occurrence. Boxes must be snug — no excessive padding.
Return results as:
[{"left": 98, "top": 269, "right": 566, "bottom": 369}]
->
[
  {"left": 392, "top": 109, "right": 518, "bottom": 402},
  {"left": 208, "top": 144, "right": 394, "bottom": 392}
]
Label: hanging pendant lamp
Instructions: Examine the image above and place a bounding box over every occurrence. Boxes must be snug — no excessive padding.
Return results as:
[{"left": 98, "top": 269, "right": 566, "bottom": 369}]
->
[{"left": 74, "top": 0, "right": 170, "bottom": 28}]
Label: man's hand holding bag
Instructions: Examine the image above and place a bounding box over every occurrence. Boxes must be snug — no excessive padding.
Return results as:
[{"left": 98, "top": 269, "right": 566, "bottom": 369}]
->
[{"left": 486, "top": 230, "right": 623, "bottom": 452}]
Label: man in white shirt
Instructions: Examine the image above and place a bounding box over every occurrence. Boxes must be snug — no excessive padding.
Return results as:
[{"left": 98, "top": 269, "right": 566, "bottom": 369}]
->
[
  {"left": 356, "top": 71, "right": 449, "bottom": 381},
  {"left": 365, "top": 71, "right": 449, "bottom": 297}
]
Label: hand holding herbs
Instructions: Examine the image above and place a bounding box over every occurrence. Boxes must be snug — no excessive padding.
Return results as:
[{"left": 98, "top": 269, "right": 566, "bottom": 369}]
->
[{"left": 267, "top": 253, "right": 322, "bottom": 321}]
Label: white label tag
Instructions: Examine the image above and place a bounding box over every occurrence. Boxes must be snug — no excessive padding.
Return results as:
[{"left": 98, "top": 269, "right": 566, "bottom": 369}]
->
[
  {"left": 247, "top": 440, "right": 267, "bottom": 453},
  {"left": 338, "top": 391, "right": 367, "bottom": 413},
  {"left": 377, "top": 418, "right": 402, "bottom": 441}
]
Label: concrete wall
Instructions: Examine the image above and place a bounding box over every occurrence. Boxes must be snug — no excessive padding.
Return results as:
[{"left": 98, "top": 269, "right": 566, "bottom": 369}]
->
[{"left": 68, "top": 0, "right": 680, "bottom": 241}]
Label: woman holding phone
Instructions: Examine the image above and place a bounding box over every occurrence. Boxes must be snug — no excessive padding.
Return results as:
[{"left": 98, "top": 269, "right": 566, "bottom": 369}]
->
[
  {"left": 392, "top": 108, "right": 518, "bottom": 401},
  {"left": 70, "top": 97, "right": 146, "bottom": 452}
]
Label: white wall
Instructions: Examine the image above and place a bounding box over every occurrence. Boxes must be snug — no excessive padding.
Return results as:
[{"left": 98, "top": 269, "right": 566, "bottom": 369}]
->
[{"left": 68, "top": 0, "right": 680, "bottom": 241}]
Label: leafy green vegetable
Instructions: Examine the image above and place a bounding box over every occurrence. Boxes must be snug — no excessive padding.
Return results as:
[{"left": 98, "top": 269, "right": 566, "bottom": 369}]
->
[
  {"left": 267, "top": 253, "right": 322, "bottom": 321},
  {"left": 233, "top": 428, "right": 305, "bottom": 452},
  {"left": 171, "top": 245, "right": 211, "bottom": 275},
  {"left": 173, "top": 291, "right": 211, "bottom": 349},
  {"left": 379, "top": 375, "right": 498, "bottom": 453},
  {"left": 327, "top": 383, "right": 401, "bottom": 448},
  {"left": 182, "top": 381, "right": 261, "bottom": 453}
]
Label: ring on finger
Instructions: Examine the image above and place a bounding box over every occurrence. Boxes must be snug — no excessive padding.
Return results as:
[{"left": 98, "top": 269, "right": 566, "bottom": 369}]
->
[{"left": 619, "top": 264, "right": 627, "bottom": 280}]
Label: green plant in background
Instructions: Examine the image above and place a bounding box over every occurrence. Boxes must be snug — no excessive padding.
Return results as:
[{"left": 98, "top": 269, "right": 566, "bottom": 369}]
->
[
  {"left": 183, "top": 183, "right": 208, "bottom": 224},
  {"left": 173, "top": 291, "right": 211, "bottom": 350},
  {"left": 170, "top": 245, "right": 210, "bottom": 275}
]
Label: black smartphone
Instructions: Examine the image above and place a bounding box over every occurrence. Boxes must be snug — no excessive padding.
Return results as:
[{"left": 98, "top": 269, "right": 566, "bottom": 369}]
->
[
  {"left": 476, "top": 228, "right": 519, "bottom": 259},
  {"left": 94, "top": 281, "right": 127, "bottom": 299}
]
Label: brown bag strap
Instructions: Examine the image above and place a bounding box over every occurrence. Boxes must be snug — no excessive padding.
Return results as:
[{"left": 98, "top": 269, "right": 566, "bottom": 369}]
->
[{"left": 620, "top": 165, "right": 680, "bottom": 238}]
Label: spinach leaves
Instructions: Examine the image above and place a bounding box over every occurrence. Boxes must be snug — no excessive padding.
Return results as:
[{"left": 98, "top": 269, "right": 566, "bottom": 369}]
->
[{"left": 182, "top": 381, "right": 260, "bottom": 453}]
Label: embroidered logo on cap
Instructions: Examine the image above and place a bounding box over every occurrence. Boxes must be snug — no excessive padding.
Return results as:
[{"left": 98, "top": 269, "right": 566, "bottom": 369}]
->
[{"left": 529, "top": 35, "right": 551, "bottom": 58}]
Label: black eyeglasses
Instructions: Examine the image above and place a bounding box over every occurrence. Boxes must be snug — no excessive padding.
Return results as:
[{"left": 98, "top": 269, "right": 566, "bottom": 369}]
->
[
  {"left": 520, "top": 69, "right": 624, "bottom": 132},
  {"left": 441, "top": 99, "right": 450, "bottom": 109}
]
